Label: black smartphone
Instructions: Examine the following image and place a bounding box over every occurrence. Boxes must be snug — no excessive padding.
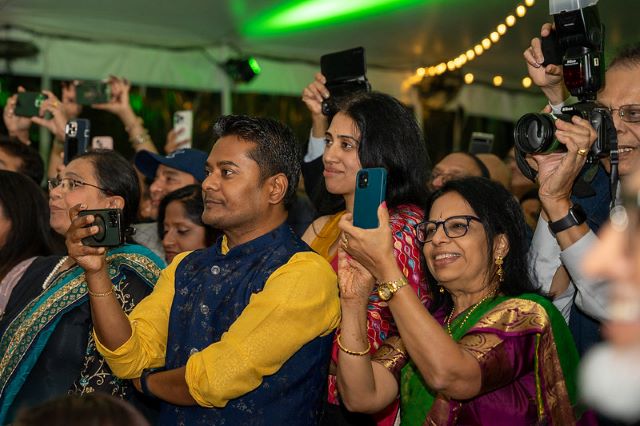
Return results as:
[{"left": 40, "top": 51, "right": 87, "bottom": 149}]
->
[
  {"left": 64, "top": 119, "right": 91, "bottom": 165},
  {"left": 320, "top": 47, "right": 371, "bottom": 116},
  {"left": 468, "top": 132, "right": 494, "bottom": 155},
  {"left": 78, "top": 208, "right": 124, "bottom": 247},
  {"left": 353, "top": 168, "right": 387, "bottom": 229},
  {"left": 76, "top": 80, "right": 111, "bottom": 105},
  {"left": 14, "top": 92, "right": 47, "bottom": 117}
]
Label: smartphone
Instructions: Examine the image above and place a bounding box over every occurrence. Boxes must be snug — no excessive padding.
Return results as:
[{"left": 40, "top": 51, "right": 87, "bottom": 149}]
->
[
  {"left": 320, "top": 47, "right": 371, "bottom": 116},
  {"left": 173, "top": 110, "right": 193, "bottom": 149},
  {"left": 76, "top": 80, "right": 111, "bottom": 105},
  {"left": 91, "top": 136, "right": 114, "bottom": 150},
  {"left": 468, "top": 132, "right": 494, "bottom": 155},
  {"left": 78, "top": 208, "right": 124, "bottom": 247},
  {"left": 14, "top": 92, "right": 47, "bottom": 117},
  {"left": 353, "top": 168, "right": 387, "bottom": 229},
  {"left": 64, "top": 119, "right": 91, "bottom": 165}
]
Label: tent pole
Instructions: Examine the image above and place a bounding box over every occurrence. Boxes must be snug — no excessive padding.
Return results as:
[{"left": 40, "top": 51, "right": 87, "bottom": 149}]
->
[
  {"left": 39, "top": 38, "right": 52, "bottom": 178},
  {"left": 221, "top": 69, "right": 232, "bottom": 115}
]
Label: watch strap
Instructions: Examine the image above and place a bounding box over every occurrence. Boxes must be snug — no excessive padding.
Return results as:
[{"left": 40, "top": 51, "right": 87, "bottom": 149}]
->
[
  {"left": 140, "top": 367, "right": 165, "bottom": 399},
  {"left": 378, "top": 277, "right": 409, "bottom": 301},
  {"left": 548, "top": 204, "right": 587, "bottom": 234}
]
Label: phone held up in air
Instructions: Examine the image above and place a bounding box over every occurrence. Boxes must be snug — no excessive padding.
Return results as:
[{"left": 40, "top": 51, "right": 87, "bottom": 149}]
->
[
  {"left": 78, "top": 208, "right": 125, "bottom": 247},
  {"left": 353, "top": 168, "right": 387, "bottom": 229},
  {"left": 320, "top": 46, "right": 371, "bottom": 116},
  {"left": 173, "top": 110, "right": 193, "bottom": 149},
  {"left": 91, "top": 136, "right": 114, "bottom": 150},
  {"left": 468, "top": 132, "right": 494, "bottom": 155},
  {"left": 64, "top": 119, "right": 91, "bottom": 165},
  {"left": 75, "top": 80, "right": 111, "bottom": 105},
  {"left": 14, "top": 92, "right": 47, "bottom": 118}
]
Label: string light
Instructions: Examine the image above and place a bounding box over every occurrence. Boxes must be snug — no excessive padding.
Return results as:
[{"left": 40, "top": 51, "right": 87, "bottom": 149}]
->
[
  {"left": 464, "top": 73, "right": 475, "bottom": 84},
  {"left": 493, "top": 76, "right": 503, "bottom": 87},
  {"left": 522, "top": 76, "right": 533, "bottom": 88},
  {"left": 404, "top": 1, "right": 538, "bottom": 89}
]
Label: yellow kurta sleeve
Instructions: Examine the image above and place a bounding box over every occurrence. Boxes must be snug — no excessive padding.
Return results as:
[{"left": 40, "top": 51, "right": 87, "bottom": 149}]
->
[
  {"left": 185, "top": 251, "right": 340, "bottom": 408},
  {"left": 94, "top": 251, "right": 191, "bottom": 378}
]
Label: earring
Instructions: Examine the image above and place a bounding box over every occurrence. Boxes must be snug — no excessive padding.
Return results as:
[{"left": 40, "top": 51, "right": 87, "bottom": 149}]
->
[
  {"left": 439, "top": 286, "right": 445, "bottom": 294},
  {"left": 495, "top": 256, "right": 504, "bottom": 282}
]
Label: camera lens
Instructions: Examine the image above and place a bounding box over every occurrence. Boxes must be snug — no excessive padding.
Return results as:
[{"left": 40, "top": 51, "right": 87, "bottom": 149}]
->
[
  {"left": 513, "top": 113, "right": 561, "bottom": 154},
  {"left": 358, "top": 172, "right": 369, "bottom": 188},
  {"left": 93, "top": 215, "right": 106, "bottom": 242}
]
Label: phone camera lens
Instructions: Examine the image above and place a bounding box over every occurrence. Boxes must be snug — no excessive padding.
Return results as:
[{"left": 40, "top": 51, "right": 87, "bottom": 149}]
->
[{"left": 358, "top": 172, "right": 369, "bottom": 188}]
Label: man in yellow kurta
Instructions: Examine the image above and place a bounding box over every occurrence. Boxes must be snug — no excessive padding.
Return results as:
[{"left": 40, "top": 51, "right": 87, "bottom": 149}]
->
[{"left": 66, "top": 115, "right": 340, "bottom": 425}]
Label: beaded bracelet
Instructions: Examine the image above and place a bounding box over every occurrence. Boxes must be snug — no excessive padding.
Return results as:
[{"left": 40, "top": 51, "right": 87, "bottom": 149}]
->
[
  {"left": 87, "top": 288, "right": 114, "bottom": 297},
  {"left": 336, "top": 333, "right": 371, "bottom": 356}
]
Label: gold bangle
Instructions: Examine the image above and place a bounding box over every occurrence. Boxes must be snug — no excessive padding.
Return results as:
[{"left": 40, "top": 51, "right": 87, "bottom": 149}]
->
[
  {"left": 336, "top": 333, "right": 371, "bottom": 356},
  {"left": 87, "top": 288, "right": 114, "bottom": 297}
]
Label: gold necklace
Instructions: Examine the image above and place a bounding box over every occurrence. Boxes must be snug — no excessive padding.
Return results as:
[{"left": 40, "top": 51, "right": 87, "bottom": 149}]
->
[
  {"left": 446, "top": 289, "right": 497, "bottom": 337},
  {"left": 41, "top": 256, "right": 70, "bottom": 290}
]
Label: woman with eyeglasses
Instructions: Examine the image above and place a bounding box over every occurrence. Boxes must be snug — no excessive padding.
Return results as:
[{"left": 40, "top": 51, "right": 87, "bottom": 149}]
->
[
  {"left": 335, "top": 177, "right": 583, "bottom": 424},
  {"left": 0, "top": 150, "right": 164, "bottom": 424},
  {"left": 300, "top": 90, "right": 431, "bottom": 425}
]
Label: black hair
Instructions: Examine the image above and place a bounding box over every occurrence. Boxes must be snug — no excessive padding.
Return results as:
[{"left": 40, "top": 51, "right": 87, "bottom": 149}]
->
[
  {"left": 157, "top": 184, "right": 220, "bottom": 246},
  {"left": 0, "top": 138, "right": 45, "bottom": 184},
  {"left": 458, "top": 152, "right": 490, "bottom": 179},
  {"left": 423, "top": 177, "right": 542, "bottom": 312},
  {"left": 315, "top": 91, "right": 431, "bottom": 214},
  {"left": 76, "top": 150, "right": 140, "bottom": 234},
  {"left": 213, "top": 115, "right": 301, "bottom": 209},
  {"left": 0, "top": 170, "right": 55, "bottom": 281},
  {"left": 13, "top": 393, "right": 149, "bottom": 426},
  {"left": 608, "top": 43, "right": 640, "bottom": 70}
]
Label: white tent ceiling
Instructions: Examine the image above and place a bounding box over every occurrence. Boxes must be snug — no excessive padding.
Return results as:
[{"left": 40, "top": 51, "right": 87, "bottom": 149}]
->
[{"left": 1, "top": 0, "right": 637, "bottom": 120}]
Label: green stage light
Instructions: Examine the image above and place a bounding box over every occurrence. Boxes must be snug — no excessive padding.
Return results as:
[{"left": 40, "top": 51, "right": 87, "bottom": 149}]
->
[{"left": 243, "top": 0, "right": 428, "bottom": 36}]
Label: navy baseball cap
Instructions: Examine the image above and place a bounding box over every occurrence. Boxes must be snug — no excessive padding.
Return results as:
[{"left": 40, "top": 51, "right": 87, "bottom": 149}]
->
[{"left": 134, "top": 148, "right": 208, "bottom": 182}]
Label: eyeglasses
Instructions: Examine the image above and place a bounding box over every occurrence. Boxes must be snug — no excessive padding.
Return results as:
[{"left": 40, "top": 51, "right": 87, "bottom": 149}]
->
[
  {"left": 597, "top": 104, "right": 640, "bottom": 123},
  {"left": 415, "top": 215, "right": 481, "bottom": 243},
  {"left": 48, "top": 177, "right": 112, "bottom": 194}
]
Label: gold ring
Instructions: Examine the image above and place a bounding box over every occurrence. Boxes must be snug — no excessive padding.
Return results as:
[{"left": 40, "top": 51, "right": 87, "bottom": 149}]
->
[
  {"left": 341, "top": 233, "right": 349, "bottom": 245},
  {"left": 52, "top": 100, "right": 59, "bottom": 108},
  {"left": 577, "top": 148, "right": 588, "bottom": 157}
]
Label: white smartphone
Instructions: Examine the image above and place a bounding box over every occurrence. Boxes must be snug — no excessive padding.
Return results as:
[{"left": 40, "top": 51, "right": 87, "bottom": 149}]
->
[
  {"left": 173, "top": 110, "right": 193, "bottom": 149},
  {"left": 91, "top": 136, "right": 114, "bottom": 150}
]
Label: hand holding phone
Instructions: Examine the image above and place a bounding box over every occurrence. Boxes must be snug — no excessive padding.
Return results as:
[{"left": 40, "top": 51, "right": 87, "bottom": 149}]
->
[
  {"left": 78, "top": 208, "right": 125, "bottom": 247},
  {"left": 64, "top": 119, "right": 91, "bottom": 165},
  {"left": 320, "top": 47, "right": 371, "bottom": 116},
  {"left": 76, "top": 80, "right": 111, "bottom": 105},
  {"left": 172, "top": 110, "right": 193, "bottom": 149},
  {"left": 353, "top": 168, "right": 387, "bottom": 229},
  {"left": 14, "top": 92, "right": 48, "bottom": 118}
]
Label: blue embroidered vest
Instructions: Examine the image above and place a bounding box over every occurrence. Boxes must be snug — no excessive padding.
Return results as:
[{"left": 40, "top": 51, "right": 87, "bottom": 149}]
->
[{"left": 159, "top": 223, "right": 333, "bottom": 425}]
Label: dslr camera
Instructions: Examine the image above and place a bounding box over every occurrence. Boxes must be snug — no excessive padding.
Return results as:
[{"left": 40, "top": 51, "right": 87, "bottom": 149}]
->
[
  {"left": 79, "top": 208, "right": 125, "bottom": 247},
  {"left": 513, "top": 0, "right": 617, "bottom": 181}
]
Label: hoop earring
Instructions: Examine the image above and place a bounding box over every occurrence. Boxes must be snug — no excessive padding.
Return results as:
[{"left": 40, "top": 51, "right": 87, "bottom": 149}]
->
[{"left": 495, "top": 256, "right": 504, "bottom": 283}]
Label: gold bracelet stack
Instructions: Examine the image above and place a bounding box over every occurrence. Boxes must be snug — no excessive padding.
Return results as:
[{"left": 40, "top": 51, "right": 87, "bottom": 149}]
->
[
  {"left": 87, "top": 288, "right": 114, "bottom": 297},
  {"left": 130, "top": 130, "right": 152, "bottom": 147},
  {"left": 336, "top": 333, "right": 371, "bottom": 356}
]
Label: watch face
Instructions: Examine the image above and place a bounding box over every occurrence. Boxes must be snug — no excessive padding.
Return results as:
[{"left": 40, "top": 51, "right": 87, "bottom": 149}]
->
[{"left": 378, "top": 285, "right": 392, "bottom": 301}]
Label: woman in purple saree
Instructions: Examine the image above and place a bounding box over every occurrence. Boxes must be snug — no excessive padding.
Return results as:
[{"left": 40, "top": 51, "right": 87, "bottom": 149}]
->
[{"left": 334, "top": 177, "right": 584, "bottom": 425}]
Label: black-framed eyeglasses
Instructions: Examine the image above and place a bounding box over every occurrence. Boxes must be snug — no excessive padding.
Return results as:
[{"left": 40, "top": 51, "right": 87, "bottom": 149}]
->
[
  {"left": 415, "top": 215, "right": 482, "bottom": 243},
  {"left": 47, "top": 177, "right": 112, "bottom": 194},
  {"left": 597, "top": 104, "right": 640, "bottom": 123}
]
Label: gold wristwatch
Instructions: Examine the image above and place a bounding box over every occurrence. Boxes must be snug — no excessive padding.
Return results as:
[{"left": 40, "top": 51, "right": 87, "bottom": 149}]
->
[{"left": 377, "top": 277, "right": 409, "bottom": 301}]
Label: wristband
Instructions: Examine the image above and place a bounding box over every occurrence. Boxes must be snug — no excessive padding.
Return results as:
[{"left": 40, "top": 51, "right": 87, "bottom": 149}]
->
[{"left": 548, "top": 204, "right": 587, "bottom": 234}]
